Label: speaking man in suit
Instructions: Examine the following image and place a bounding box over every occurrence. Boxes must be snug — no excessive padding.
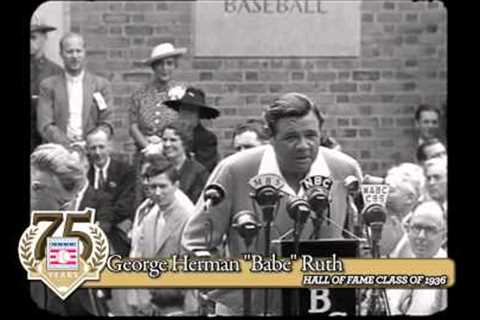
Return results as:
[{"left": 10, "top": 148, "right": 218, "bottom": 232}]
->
[
  {"left": 85, "top": 127, "right": 135, "bottom": 256},
  {"left": 37, "top": 32, "right": 113, "bottom": 147},
  {"left": 181, "top": 92, "right": 363, "bottom": 315}
]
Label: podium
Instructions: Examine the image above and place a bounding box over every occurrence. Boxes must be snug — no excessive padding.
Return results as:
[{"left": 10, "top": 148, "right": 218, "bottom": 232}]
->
[{"left": 276, "top": 239, "right": 359, "bottom": 316}]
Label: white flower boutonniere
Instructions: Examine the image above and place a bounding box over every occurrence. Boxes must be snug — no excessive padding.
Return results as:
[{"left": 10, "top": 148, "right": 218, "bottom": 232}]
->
[{"left": 167, "top": 85, "right": 186, "bottom": 101}]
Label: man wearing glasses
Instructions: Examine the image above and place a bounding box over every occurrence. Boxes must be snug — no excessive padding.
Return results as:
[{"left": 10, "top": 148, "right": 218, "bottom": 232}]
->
[{"left": 387, "top": 200, "right": 447, "bottom": 315}]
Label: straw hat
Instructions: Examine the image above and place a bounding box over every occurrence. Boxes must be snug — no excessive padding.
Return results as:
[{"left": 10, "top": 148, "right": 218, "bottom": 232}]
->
[{"left": 143, "top": 43, "right": 187, "bottom": 66}]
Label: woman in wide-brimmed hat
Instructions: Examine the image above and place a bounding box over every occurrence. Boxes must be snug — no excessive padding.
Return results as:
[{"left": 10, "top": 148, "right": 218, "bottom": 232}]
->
[
  {"left": 129, "top": 43, "right": 187, "bottom": 207},
  {"left": 164, "top": 86, "right": 221, "bottom": 172}
]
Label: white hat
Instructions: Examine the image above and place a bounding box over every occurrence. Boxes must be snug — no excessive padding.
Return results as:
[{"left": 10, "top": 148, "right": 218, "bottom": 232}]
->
[{"left": 143, "top": 43, "right": 187, "bottom": 66}]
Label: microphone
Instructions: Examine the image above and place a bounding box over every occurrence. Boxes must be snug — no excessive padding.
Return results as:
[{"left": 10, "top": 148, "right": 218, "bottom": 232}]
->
[
  {"left": 362, "top": 204, "right": 387, "bottom": 241},
  {"left": 301, "top": 176, "right": 332, "bottom": 232},
  {"left": 203, "top": 183, "right": 225, "bottom": 211},
  {"left": 249, "top": 174, "right": 284, "bottom": 223},
  {"left": 344, "top": 175, "right": 360, "bottom": 194},
  {"left": 286, "top": 197, "right": 311, "bottom": 229},
  {"left": 306, "top": 187, "right": 329, "bottom": 217},
  {"left": 232, "top": 210, "right": 261, "bottom": 248}
]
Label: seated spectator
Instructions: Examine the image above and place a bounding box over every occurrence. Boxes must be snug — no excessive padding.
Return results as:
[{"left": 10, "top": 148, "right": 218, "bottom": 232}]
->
[
  {"left": 232, "top": 118, "right": 270, "bottom": 153},
  {"left": 154, "top": 121, "right": 210, "bottom": 203},
  {"left": 85, "top": 127, "right": 135, "bottom": 256},
  {"left": 387, "top": 201, "right": 447, "bottom": 315},
  {"left": 416, "top": 138, "right": 447, "bottom": 164},
  {"left": 414, "top": 104, "right": 442, "bottom": 146},
  {"left": 164, "top": 86, "right": 220, "bottom": 172},
  {"left": 127, "top": 158, "right": 196, "bottom": 316}
]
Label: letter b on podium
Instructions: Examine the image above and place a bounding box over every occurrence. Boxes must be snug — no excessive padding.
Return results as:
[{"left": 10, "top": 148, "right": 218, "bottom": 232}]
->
[{"left": 278, "top": 239, "right": 357, "bottom": 316}]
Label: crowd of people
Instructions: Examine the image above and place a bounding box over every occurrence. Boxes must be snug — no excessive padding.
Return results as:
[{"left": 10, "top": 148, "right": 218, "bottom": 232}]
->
[{"left": 30, "top": 16, "right": 447, "bottom": 317}]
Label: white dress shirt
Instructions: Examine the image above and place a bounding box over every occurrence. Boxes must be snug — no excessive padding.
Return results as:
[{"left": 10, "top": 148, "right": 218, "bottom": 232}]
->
[
  {"left": 93, "top": 157, "right": 111, "bottom": 190},
  {"left": 66, "top": 70, "right": 85, "bottom": 141}
]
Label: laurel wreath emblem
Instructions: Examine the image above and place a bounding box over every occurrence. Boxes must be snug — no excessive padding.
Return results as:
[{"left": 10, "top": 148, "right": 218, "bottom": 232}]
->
[
  {"left": 19, "top": 227, "right": 39, "bottom": 273},
  {"left": 88, "top": 226, "right": 108, "bottom": 273}
]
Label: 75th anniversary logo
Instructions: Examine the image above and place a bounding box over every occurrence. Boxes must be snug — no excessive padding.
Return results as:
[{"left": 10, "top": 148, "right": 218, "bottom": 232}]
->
[{"left": 18, "top": 209, "right": 109, "bottom": 299}]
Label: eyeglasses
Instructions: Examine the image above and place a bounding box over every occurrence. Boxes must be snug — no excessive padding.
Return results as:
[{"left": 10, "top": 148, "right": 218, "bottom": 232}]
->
[{"left": 408, "top": 224, "right": 443, "bottom": 237}]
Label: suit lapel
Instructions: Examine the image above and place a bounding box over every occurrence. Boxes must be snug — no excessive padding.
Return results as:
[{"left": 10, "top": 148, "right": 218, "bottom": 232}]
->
[
  {"left": 143, "top": 205, "right": 158, "bottom": 257},
  {"left": 56, "top": 74, "right": 69, "bottom": 133},
  {"left": 82, "top": 72, "right": 93, "bottom": 131},
  {"left": 155, "top": 206, "right": 184, "bottom": 255}
]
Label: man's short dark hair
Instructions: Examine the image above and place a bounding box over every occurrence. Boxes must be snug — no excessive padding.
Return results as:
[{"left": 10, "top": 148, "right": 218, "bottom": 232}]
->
[
  {"left": 416, "top": 138, "right": 445, "bottom": 162},
  {"left": 142, "top": 156, "right": 179, "bottom": 183},
  {"left": 264, "top": 92, "right": 324, "bottom": 136},
  {"left": 233, "top": 118, "right": 270, "bottom": 141},
  {"left": 414, "top": 104, "right": 441, "bottom": 121},
  {"left": 85, "top": 126, "right": 112, "bottom": 141}
]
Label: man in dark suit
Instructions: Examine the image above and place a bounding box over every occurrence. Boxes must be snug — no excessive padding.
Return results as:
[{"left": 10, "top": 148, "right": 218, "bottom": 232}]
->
[
  {"left": 182, "top": 93, "right": 363, "bottom": 315},
  {"left": 85, "top": 127, "right": 135, "bottom": 256},
  {"left": 30, "top": 14, "right": 63, "bottom": 153},
  {"left": 37, "top": 32, "right": 113, "bottom": 147}
]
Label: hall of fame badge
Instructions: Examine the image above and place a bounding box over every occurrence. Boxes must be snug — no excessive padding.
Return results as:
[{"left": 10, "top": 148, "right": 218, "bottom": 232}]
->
[{"left": 18, "top": 208, "right": 109, "bottom": 300}]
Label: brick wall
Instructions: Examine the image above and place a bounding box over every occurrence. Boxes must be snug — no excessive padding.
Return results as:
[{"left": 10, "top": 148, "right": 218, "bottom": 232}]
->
[{"left": 69, "top": 0, "right": 447, "bottom": 176}]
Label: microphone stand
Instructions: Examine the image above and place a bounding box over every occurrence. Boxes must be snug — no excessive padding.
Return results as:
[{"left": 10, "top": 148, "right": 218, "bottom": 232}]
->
[
  {"left": 367, "top": 223, "right": 391, "bottom": 316},
  {"left": 233, "top": 212, "right": 260, "bottom": 317},
  {"left": 287, "top": 198, "right": 311, "bottom": 317},
  {"left": 198, "top": 185, "right": 225, "bottom": 317},
  {"left": 250, "top": 191, "right": 281, "bottom": 317}
]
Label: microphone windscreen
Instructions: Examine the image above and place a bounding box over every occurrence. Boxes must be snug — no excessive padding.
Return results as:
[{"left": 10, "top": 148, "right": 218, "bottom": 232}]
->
[
  {"left": 286, "top": 197, "right": 311, "bottom": 224},
  {"left": 203, "top": 183, "right": 225, "bottom": 206},
  {"left": 362, "top": 204, "right": 387, "bottom": 226}
]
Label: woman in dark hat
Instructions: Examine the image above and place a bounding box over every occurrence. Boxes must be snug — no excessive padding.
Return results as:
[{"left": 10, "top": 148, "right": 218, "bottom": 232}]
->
[
  {"left": 164, "top": 86, "right": 221, "bottom": 172},
  {"left": 129, "top": 43, "right": 187, "bottom": 206},
  {"left": 30, "top": 13, "right": 63, "bottom": 152}
]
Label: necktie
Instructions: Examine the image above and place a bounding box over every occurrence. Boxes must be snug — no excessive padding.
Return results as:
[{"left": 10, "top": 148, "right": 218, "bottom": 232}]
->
[{"left": 98, "top": 170, "right": 105, "bottom": 190}]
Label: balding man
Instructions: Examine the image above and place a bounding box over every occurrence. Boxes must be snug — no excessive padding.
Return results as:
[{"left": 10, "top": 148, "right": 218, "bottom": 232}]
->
[
  {"left": 387, "top": 201, "right": 447, "bottom": 315},
  {"left": 37, "top": 32, "right": 113, "bottom": 147}
]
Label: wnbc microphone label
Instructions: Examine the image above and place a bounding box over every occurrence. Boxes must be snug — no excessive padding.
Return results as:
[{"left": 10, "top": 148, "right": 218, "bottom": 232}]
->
[{"left": 300, "top": 175, "right": 333, "bottom": 191}]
